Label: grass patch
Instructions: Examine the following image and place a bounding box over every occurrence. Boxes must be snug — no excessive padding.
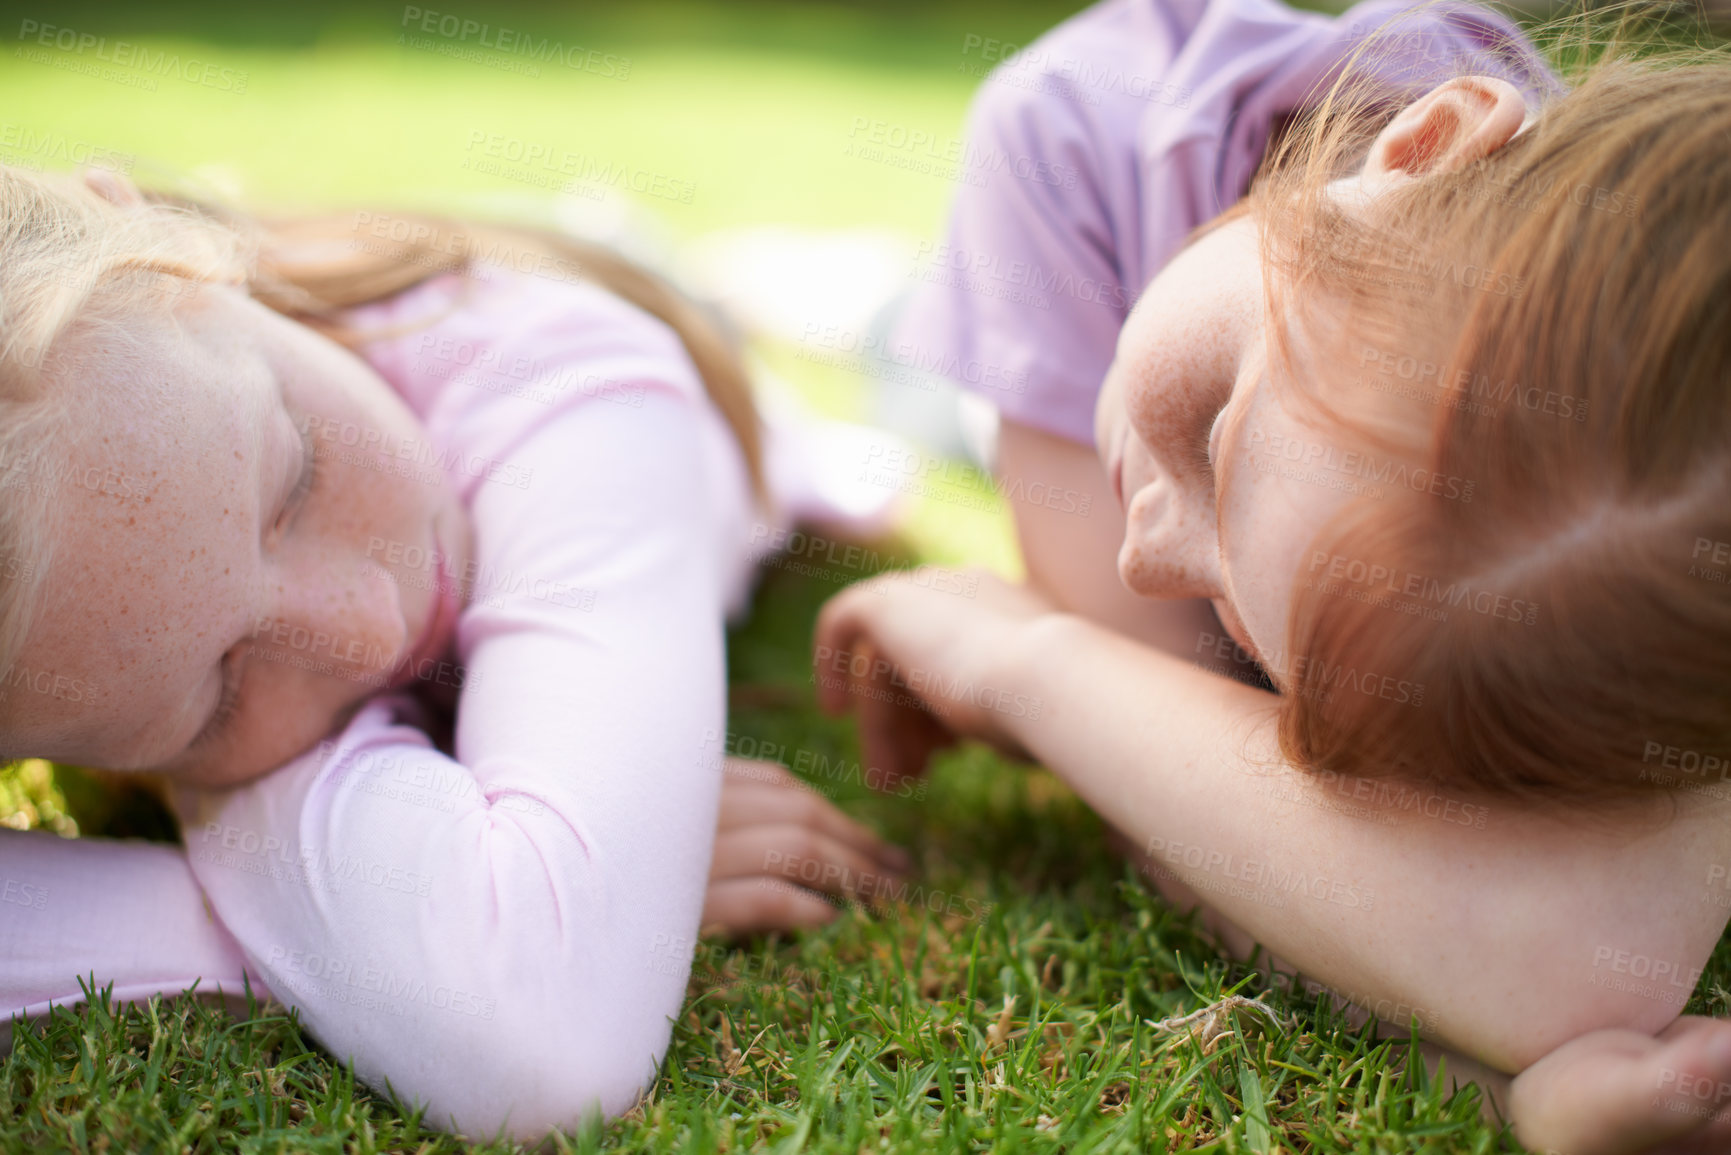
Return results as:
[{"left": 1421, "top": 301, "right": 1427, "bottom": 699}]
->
[
  {"left": 4, "top": 1, "right": 1730, "bottom": 1150},
  {"left": 9, "top": 550, "right": 1731, "bottom": 1151}
]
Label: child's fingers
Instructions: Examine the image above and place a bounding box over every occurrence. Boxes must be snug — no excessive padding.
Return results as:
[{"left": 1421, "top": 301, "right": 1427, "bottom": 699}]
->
[
  {"left": 720, "top": 756, "right": 797, "bottom": 787},
  {"left": 716, "top": 767, "right": 910, "bottom": 872},
  {"left": 700, "top": 877, "right": 839, "bottom": 938},
  {"left": 812, "top": 584, "right": 881, "bottom": 715},
  {"left": 1642, "top": 1021, "right": 1731, "bottom": 1147},
  {"left": 1511, "top": 1022, "right": 1731, "bottom": 1155},
  {"left": 708, "top": 824, "right": 904, "bottom": 899},
  {"left": 855, "top": 685, "right": 951, "bottom": 786}
]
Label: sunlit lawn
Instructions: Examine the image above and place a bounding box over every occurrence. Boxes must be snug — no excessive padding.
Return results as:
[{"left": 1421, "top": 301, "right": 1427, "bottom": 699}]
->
[{"left": 5, "top": 2, "right": 1724, "bottom": 1152}]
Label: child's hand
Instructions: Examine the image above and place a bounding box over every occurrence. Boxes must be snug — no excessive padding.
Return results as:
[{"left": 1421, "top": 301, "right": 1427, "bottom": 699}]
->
[
  {"left": 1509, "top": 1015, "right": 1731, "bottom": 1154},
  {"left": 700, "top": 757, "right": 911, "bottom": 936},
  {"left": 813, "top": 568, "right": 1056, "bottom": 782}
]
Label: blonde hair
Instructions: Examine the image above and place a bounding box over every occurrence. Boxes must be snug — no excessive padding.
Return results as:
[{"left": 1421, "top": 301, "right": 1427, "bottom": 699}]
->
[
  {"left": 0, "top": 169, "right": 245, "bottom": 697},
  {"left": 1248, "top": 4, "right": 1731, "bottom": 804},
  {"left": 0, "top": 170, "right": 764, "bottom": 705}
]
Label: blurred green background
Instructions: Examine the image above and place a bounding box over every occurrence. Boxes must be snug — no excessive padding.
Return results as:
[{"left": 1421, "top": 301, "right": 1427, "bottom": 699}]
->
[
  {"left": 0, "top": 0, "right": 1510, "bottom": 840},
  {"left": 1, "top": 1, "right": 1133, "bottom": 237},
  {"left": 11, "top": 10, "right": 1730, "bottom": 1155},
  {"left": 3, "top": 0, "right": 1202, "bottom": 577}
]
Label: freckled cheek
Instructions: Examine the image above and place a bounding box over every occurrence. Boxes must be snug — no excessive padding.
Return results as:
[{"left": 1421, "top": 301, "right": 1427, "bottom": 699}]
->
[
  {"left": 1218, "top": 505, "right": 1296, "bottom": 666},
  {"left": 1124, "top": 356, "right": 1208, "bottom": 473},
  {"left": 317, "top": 442, "right": 441, "bottom": 545}
]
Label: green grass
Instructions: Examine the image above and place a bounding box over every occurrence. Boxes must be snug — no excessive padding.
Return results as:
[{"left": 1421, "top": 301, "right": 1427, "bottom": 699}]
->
[
  {"left": 7, "top": 549, "right": 1731, "bottom": 1153},
  {"left": 4, "top": 1, "right": 1731, "bottom": 1151}
]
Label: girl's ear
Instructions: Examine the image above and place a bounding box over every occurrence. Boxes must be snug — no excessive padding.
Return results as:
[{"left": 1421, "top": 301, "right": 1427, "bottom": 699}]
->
[
  {"left": 82, "top": 167, "right": 145, "bottom": 209},
  {"left": 1361, "top": 76, "right": 1529, "bottom": 193}
]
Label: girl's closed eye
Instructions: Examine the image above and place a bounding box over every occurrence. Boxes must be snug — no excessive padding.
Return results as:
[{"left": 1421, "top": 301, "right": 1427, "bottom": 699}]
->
[
  {"left": 1206, "top": 404, "right": 1228, "bottom": 470},
  {"left": 273, "top": 425, "right": 322, "bottom": 537},
  {"left": 1190, "top": 381, "right": 1234, "bottom": 476}
]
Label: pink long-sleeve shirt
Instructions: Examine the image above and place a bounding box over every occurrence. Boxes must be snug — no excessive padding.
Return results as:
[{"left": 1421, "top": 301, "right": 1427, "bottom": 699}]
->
[{"left": 2, "top": 267, "right": 764, "bottom": 1138}]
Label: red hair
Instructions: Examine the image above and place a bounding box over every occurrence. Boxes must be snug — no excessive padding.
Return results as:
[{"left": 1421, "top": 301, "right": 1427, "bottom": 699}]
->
[{"left": 1249, "top": 8, "right": 1731, "bottom": 804}]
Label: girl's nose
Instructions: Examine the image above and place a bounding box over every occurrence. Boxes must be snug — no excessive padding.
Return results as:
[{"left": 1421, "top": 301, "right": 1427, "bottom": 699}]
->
[{"left": 249, "top": 555, "right": 409, "bottom": 680}]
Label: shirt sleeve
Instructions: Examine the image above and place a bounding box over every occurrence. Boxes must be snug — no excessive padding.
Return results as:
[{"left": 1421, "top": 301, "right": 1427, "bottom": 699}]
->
[
  {"left": 895, "top": 0, "right": 1158, "bottom": 447},
  {"left": 0, "top": 829, "right": 260, "bottom": 1036},
  {"left": 172, "top": 285, "right": 734, "bottom": 1139},
  {"left": 897, "top": 0, "right": 1560, "bottom": 448}
]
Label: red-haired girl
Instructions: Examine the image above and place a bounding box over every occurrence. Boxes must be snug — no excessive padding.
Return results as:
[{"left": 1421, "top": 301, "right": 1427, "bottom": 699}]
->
[{"left": 817, "top": 2, "right": 1731, "bottom": 1150}]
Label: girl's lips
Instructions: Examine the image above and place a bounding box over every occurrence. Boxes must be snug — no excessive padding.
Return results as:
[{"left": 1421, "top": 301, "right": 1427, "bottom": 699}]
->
[{"left": 1109, "top": 448, "right": 1126, "bottom": 509}]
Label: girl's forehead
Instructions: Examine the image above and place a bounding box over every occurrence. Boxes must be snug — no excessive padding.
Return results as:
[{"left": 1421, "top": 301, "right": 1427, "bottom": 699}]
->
[{"left": 4, "top": 306, "right": 282, "bottom": 765}]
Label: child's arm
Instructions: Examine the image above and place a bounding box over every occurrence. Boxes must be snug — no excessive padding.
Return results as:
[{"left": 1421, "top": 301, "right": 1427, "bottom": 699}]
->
[
  {"left": 815, "top": 572, "right": 1731, "bottom": 1077},
  {"left": 0, "top": 829, "right": 258, "bottom": 1034},
  {"left": 996, "top": 420, "right": 1245, "bottom": 668},
  {"left": 173, "top": 307, "right": 741, "bottom": 1139}
]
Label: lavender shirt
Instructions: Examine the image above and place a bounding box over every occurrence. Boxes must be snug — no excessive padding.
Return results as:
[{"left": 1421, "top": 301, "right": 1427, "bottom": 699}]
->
[{"left": 900, "top": 0, "right": 1560, "bottom": 445}]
